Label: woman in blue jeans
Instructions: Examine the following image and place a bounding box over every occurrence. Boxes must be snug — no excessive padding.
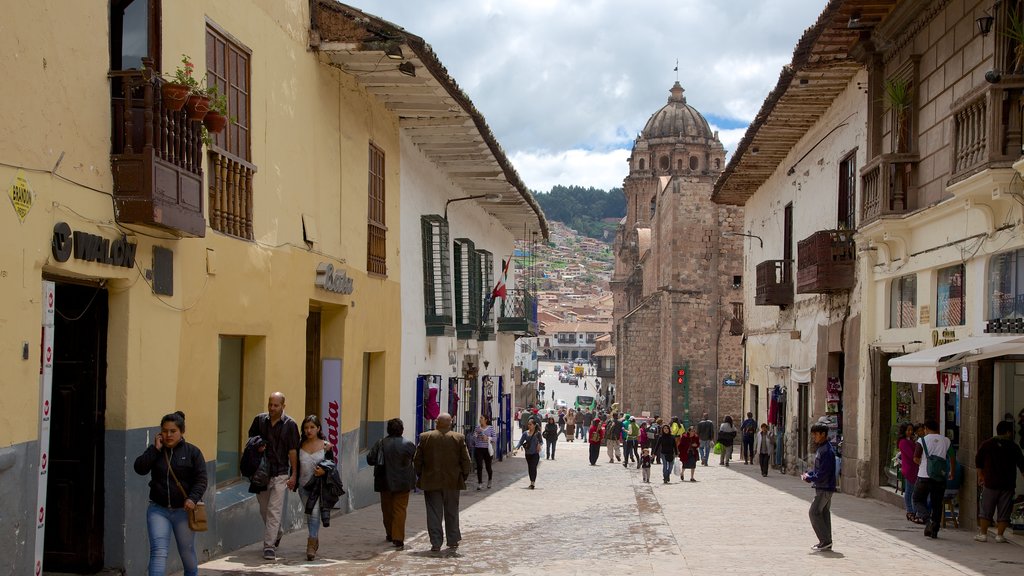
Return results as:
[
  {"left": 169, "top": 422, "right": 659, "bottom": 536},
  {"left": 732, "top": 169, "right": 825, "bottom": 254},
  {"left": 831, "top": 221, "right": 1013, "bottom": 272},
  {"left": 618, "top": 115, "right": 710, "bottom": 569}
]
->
[
  {"left": 133, "top": 411, "right": 208, "bottom": 576},
  {"left": 654, "top": 424, "right": 677, "bottom": 483},
  {"left": 514, "top": 419, "right": 544, "bottom": 489}
]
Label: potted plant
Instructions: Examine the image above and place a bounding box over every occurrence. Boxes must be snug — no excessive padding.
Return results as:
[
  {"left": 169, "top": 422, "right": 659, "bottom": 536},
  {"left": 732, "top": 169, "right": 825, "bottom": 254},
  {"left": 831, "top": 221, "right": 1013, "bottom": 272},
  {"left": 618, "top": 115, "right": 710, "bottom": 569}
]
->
[
  {"left": 161, "top": 54, "right": 198, "bottom": 112},
  {"left": 202, "top": 85, "right": 230, "bottom": 134},
  {"left": 884, "top": 77, "right": 912, "bottom": 152},
  {"left": 184, "top": 86, "right": 211, "bottom": 122},
  {"left": 1005, "top": 7, "right": 1024, "bottom": 74}
]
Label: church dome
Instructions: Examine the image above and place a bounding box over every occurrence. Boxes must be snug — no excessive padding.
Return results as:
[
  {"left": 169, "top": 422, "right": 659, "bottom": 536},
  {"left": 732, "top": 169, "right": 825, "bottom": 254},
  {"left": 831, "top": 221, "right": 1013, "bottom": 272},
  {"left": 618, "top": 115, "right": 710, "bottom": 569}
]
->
[{"left": 641, "top": 82, "right": 715, "bottom": 140}]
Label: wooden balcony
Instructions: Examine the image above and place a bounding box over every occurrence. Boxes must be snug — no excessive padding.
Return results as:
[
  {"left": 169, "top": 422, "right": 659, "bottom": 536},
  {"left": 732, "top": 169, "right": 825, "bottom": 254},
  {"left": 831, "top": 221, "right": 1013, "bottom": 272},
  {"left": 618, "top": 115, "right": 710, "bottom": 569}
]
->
[
  {"left": 950, "top": 81, "right": 1024, "bottom": 184},
  {"left": 497, "top": 289, "right": 538, "bottom": 335},
  {"left": 110, "top": 68, "right": 205, "bottom": 237},
  {"left": 796, "top": 230, "right": 856, "bottom": 294},
  {"left": 860, "top": 153, "right": 917, "bottom": 227},
  {"left": 755, "top": 260, "right": 793, "bottom": 308}
]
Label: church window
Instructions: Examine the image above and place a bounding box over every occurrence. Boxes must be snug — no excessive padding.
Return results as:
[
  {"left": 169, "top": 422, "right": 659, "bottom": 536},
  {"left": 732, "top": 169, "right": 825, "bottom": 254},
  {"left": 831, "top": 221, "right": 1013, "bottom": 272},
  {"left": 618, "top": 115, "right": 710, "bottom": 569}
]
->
[
  {"left": 659, "top": 156, "right": 670, "bottom": 171},
  {"left": 689, "top": 156, "right": 699, "bottom": 170},
  {"left": 649, "top": 196, "right": 657, "bottom": 218},
  {"left": 714, "top": 158, "right": 721, "bottom": 170},
  {"left": 677, "top": 159, "right": 683, "bottom": 171},
  {"left": 638, "top": 158, "right": 645, "bottom": 170}
]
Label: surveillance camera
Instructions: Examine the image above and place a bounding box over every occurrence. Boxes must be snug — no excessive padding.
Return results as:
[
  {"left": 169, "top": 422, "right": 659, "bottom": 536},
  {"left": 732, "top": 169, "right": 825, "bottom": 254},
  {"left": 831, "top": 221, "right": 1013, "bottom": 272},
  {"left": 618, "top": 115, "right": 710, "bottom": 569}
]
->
[{"left": 985, "top": 69, "right": 1001, "bottom": 84}]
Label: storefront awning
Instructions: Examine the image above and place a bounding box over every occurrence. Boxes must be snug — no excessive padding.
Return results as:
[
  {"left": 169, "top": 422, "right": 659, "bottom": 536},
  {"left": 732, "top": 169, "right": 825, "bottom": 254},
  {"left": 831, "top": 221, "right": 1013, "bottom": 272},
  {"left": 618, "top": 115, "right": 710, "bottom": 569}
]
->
[{"left": 888, "top": 335, "right": 1024, "bottom": 384}]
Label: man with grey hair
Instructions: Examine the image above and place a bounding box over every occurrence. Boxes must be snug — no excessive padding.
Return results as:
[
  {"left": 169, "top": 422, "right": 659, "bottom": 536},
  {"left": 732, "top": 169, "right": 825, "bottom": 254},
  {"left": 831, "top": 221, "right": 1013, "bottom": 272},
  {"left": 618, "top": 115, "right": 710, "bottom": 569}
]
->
[{"left": 414, "top": 413, "right": 472, "bottom": 554}]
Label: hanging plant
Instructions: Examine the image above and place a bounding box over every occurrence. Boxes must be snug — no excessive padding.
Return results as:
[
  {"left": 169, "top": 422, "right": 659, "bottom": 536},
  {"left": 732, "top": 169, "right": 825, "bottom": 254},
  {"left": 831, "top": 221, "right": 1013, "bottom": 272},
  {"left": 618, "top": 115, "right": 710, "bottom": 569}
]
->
[
  {"left": 202, "top": 85, "right": 230, "bottom": 134},
  {"left": 161, "top": 54, "right": 199, "bottom": 112}
]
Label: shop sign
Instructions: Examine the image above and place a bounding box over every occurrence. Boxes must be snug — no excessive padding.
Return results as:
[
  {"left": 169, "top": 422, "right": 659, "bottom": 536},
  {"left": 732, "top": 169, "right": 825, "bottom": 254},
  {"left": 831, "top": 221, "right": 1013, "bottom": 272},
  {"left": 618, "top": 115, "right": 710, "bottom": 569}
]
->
[
  {"left": 8, "top": 169, "right": 33, "bottom": 222},
  {"left": 51, "top": 222, "right": 136, "bottom": 268},
  {"left": 314, "top": 262, "right": 353, "bottom": 294},
  {"left": 931, "top": 329, "right": 958, "bottom": 346}
]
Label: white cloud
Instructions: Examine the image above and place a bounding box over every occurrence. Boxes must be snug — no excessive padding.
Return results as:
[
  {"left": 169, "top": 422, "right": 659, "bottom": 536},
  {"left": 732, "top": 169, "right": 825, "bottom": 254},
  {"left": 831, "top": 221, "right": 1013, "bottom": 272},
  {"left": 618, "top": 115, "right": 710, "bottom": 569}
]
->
[{"left": 355, "top": 0, "right": 827, "bottom": 191}]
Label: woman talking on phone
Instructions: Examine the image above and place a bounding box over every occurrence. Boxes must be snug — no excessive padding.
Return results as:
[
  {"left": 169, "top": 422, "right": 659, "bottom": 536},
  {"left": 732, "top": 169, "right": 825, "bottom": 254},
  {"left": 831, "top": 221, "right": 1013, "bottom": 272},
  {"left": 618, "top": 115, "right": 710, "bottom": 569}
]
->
[{"left": 133, "top": 411, "right": 208, "bottom": 576}]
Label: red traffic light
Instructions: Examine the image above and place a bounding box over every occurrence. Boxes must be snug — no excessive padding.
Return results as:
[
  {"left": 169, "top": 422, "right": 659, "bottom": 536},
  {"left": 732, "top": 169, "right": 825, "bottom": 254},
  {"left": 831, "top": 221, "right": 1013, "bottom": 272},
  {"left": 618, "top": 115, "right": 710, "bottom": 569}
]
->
[{"left": 676, "top": 369, "right": 685, "bottom": 376}]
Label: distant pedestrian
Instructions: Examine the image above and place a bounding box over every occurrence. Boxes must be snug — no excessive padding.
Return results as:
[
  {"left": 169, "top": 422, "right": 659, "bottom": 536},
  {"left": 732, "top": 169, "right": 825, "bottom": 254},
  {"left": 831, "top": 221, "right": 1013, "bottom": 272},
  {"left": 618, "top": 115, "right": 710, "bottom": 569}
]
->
[
  {"left": 973, "top": 420, "right": 1024, "bottom": 543},
  {"left": 717, "top": 415, "right": 737, "bottom": 466},
  {"left": 753, "top": 423, "right": 775, "bottom": 477},
  {"left": 605, "top": 413, "right": 623, "bottom": 463},
  {"left": 740, "top": 412, "right": 757, "bottom": 465},
  {"left": 670, "top": 416, "right": 683, "bottom": 438},
  {"left": 696, "top": 413, "right": 715, "bottom": 466},
  {"left": 640, "top": 448, "right": 653, "bottom": 483},
  {"left": 367, "top": 418, "right": 416, "bottom": 550},
  {"left": 587, "top": 418, "right": 604, "bottom": 465},
  {"left": 543, "top": 416, "right": 559, "bottom": 460},
  {"left": 654, "top": 424, "right": 677, "bottom": 483},
  {"left": 623, "top": 414, "right": 640, "bottom": 468},
  {"left": 514, "top": 418, "right": 544, "bottom": 488},
  {"left": 471, "top": 415, "right": 497, "bottom": 490},
  {"left": 564, "top": 409, "right": 577, "bottom": 442},
  {"left": 801, "top": 423, "right": 836, "bottom": 552},
  {"left": 579, "top": 409, "right": 593, "bottom": 440},
  {"left": 896, "top": 423, "right": 921, "bottom": 523},
  {"left": 677, "top": 425, "right": 700, "bottom": 482},
  {"left": 913, "top": 419, "right": 954, "bottom": 539},
  {"left": 414, "top": 413, "right": 473, "bottom": 553}
]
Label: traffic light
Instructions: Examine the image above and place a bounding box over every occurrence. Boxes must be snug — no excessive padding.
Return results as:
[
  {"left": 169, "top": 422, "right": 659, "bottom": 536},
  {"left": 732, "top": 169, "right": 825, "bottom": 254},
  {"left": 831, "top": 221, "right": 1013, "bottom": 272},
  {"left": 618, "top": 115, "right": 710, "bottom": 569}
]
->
[{"left": 676, "top": 368, "right": 686, "bottom": 385}]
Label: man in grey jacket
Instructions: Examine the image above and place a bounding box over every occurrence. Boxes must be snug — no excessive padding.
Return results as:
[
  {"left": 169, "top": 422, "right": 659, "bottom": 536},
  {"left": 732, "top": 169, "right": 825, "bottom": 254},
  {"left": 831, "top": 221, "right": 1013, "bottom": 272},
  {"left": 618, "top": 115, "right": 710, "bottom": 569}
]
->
[
  {"left": 414, "top": 413, "right": 473, "bottom": 554},
  {"left": 367, "top": 418, "right": 416, "bottom": 549},
  {"left": 696, "top": 413, "right": 715, "bottom": 466}
]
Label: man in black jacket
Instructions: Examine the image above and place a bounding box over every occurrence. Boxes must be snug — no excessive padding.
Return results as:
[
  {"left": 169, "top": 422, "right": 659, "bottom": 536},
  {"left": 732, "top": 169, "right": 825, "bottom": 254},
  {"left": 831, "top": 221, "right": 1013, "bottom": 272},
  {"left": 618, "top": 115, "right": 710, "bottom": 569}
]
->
[
  {"left": 696, "top": 413, "right": 715, "bottom": 466},
  {"left": 248, "top": 392, "right": 300, "bottom": 560}
]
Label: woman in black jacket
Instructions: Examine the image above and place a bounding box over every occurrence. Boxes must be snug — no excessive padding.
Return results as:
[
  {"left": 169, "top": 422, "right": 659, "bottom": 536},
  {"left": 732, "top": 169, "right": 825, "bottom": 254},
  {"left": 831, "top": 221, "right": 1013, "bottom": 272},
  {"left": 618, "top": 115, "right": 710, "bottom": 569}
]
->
[
  {"left": 133, "top": 411, "right": 207, "bottom": 576},
  {"left": 543, "top": 415, "right": 560, "bottom": 460},
  {"left": 654, "top": 423, "right": 678, "bottom": 483},
  {"left": 366, "top": 418, "right": 416, "bottom": 548}
]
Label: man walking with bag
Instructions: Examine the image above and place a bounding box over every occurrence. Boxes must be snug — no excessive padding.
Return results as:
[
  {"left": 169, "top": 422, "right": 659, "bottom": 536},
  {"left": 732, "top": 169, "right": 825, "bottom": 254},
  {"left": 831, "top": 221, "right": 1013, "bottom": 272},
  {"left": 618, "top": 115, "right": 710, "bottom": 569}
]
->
[
  {"left": 247, "top": 392, "right": 300, "bottom": 561},
  {"left": 913, "top": 419, "right": 955, "bottom": 539},
  {"left": 696, "top": 412, "right": 715, "bottom": 466},
  {"left": 414, "top": 413, "right": 473, "bottom": 554}
]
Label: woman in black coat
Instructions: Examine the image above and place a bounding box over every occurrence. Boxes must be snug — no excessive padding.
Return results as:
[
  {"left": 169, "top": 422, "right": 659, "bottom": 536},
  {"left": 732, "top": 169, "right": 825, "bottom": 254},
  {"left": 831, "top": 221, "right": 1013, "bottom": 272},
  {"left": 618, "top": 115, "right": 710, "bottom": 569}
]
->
[
  {"left": 133, "top": 411, "right": 207, "bottom": 576},
  {"left": 654, "top": 423, "right": 678, "bottom": 483},
  {"left": 366, "top": 418, "right": 416, "bottom": 548},
  {"left": 543, "top": 416, "right": 560, "bottom": 460}
]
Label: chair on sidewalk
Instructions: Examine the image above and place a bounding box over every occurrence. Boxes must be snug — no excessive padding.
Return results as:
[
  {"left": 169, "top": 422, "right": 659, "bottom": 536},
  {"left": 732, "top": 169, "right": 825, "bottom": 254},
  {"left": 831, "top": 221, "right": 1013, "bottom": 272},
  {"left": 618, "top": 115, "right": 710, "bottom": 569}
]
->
[{"left": 941, "top": 463, "right": 964, "bottom": 529}]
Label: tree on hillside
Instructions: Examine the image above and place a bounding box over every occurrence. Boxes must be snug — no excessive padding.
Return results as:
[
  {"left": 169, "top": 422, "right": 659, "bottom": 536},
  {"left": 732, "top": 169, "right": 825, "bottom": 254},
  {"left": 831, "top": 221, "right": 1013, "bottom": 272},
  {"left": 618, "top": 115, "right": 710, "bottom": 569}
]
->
[{"left": 534, "top": 185, "right": 625, "bottom": 240}]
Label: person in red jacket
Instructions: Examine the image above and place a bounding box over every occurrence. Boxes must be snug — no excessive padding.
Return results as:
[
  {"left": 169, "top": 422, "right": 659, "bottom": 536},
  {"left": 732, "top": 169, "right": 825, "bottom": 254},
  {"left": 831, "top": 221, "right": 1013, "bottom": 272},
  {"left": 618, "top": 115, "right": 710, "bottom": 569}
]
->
[{"left": 587, "top": 418, "right": 604, "bottom": 466}]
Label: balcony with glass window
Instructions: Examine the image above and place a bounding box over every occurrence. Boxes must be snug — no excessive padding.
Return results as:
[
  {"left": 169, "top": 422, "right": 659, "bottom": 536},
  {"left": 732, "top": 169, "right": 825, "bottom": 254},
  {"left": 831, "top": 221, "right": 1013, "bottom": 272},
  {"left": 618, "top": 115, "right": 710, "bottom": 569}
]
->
[
  {"left": 755, "top": 260, "right": 793, "bottom": 307},
  {"left": 497, "top": 289, "right": 538, "bottom": 335},
  {"left": 109, "top": 65, "right": 206, "bottom": 237},
  {"left": 796, "top": 230, "right": 856, "bottom": 294}
]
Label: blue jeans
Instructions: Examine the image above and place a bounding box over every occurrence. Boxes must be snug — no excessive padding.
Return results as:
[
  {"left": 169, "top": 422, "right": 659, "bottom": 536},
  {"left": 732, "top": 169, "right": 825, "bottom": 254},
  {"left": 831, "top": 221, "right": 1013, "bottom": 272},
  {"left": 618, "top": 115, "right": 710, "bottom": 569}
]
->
[
  {"left": 903, "top": 478, "right": 916, "bottom": 513},
  {"left": 299, "top": 487, "right": 321, "bottom": 539},
  {"left": 699, "top": 440, "right": 712, "bottom": 464},
  {"left": 146, "top": 503, "right": 198, "bottom": 576},
  {"left": 661, "top": 456, "right": 674, "bottom": 481}
]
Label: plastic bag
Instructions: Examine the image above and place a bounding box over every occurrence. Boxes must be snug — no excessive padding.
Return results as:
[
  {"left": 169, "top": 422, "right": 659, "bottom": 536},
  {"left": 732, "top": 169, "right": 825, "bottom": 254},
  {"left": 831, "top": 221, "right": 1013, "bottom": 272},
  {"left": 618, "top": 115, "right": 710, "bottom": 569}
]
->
[
  {"left": 672, "top": 459, "right": 682, "bottom": 476},
  {"left": 713, "top": 442, "right": 723, "bottom": 455}
]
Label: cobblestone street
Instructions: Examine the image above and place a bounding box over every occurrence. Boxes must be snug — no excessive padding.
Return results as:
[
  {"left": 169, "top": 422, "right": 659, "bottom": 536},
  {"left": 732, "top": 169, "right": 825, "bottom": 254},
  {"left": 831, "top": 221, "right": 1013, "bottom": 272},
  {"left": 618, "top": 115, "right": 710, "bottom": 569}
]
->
[{"left": 189, "top": 439, "right": 1023, "bottom": 575}]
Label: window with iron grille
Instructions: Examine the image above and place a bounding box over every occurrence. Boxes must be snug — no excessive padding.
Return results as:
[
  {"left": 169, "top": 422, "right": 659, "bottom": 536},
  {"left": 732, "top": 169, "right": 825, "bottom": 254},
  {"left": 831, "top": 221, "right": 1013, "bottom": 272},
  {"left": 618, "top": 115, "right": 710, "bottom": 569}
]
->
[
  {"left": 838, "top": 152, "right": 856, "bottom": 230},
  {"left": 889, "top": 274, "right": 917, "bottom": 328},
  {"left": 477, "top": 249, "right": 494, "bottom": 329},
  {"left": 206, "top": 24, "right": 256, "bottom": 240},
  {"left": 454, "top": 238, "right": 480, "bottom": 335},
  {"left": 421, "top": 215, "right": 452, "bottom": 329},
  {"left": 936, "top": 264, "right": 965, "bottom": 327},
  {"left": 988, "top": 249, "right": 1024, "bottom": 319},
  {"left": 367, "top": 144, "right": 387, "bottom": 276}
]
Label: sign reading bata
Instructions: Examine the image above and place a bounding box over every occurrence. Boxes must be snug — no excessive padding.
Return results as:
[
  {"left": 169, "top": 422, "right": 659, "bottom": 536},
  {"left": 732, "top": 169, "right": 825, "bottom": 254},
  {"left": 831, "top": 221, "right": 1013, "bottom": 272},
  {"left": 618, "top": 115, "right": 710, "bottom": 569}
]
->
[
  {"left": 315, "top": 262, "right": 354, "bottom": 294},
  {"left": 51, "top": 222, "right": 137, "bottom": 268}
]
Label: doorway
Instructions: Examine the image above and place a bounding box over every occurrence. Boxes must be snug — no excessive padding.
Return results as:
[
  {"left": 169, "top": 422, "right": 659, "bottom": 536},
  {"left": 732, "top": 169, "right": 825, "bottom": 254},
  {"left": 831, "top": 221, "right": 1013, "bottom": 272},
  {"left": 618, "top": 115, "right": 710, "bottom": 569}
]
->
[{"left": 44, "top": 281, "right": 108, "bottom": 572}]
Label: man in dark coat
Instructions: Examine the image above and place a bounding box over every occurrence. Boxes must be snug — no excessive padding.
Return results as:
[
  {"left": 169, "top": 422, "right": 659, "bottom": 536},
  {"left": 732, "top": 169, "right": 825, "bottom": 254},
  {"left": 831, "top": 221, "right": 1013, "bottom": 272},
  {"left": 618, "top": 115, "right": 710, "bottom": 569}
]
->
[
  {"left": 974, "top": 420, "right": 1024, "bottom": 543},
  {"left": 414, "top": 413, "right": 472, "bottom": 554},
  {"left": 367, "top": 418, "right": 416, "bottom": 548}
]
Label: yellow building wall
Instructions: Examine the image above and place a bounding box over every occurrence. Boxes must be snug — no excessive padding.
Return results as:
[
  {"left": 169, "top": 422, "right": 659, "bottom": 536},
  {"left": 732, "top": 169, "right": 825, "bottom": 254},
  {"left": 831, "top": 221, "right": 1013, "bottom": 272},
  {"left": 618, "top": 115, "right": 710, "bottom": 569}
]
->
[{"left": 0, "top": 0, "right": 403, "bottom": 459}]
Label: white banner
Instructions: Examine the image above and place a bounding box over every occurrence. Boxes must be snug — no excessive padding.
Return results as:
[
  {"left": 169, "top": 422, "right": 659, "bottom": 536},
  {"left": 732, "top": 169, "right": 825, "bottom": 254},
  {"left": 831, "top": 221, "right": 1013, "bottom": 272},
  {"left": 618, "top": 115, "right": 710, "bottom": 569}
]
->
[
  {"left": 35, "top": 281, "right": 55, "bottom": 576},
  {"left": 321, "top": 359, "right": 342, "bottom": 449}
]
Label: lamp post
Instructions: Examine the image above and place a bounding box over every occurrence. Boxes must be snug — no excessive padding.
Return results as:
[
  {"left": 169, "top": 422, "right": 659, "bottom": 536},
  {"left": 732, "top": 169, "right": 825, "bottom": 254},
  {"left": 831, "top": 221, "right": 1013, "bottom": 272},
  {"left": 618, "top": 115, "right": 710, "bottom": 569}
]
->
[
  {"left": 444, "top": 193, "right": 502, "bottom": 220},
  {"left": 721, "top": 230, "right": 764, "bottom": 248}
]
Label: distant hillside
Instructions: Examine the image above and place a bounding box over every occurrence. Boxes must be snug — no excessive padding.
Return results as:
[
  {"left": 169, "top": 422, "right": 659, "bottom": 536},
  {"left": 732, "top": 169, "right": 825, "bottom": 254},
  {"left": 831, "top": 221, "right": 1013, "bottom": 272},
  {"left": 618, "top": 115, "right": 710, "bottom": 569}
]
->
[{"left": 534, "top": 185, "right": 625, "bottom": 240}]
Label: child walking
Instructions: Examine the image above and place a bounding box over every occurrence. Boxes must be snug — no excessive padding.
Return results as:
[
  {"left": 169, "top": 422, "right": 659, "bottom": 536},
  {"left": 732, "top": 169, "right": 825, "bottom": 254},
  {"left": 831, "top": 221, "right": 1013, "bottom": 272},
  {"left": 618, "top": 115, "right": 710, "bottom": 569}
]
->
[{"left": 640, "top": 448, "right": 653, "bottom": 483}]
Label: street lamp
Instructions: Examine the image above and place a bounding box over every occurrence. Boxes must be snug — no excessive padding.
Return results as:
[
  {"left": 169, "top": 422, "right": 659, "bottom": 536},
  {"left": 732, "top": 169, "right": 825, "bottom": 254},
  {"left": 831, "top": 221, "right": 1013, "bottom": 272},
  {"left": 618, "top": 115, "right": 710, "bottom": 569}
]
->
[
  {"left": 444, "top": 193, "right": 503, "bottom": 220},
  {"left": 721, "top": 230, "right": 763, "bottom": 248}
]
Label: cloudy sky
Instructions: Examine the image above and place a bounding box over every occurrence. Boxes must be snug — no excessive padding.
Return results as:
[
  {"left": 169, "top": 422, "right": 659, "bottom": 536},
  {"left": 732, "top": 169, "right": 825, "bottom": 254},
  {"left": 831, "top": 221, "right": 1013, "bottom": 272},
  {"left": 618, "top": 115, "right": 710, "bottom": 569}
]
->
[{"left": 354, "top": 1, "right": 828, "bottom": 193}]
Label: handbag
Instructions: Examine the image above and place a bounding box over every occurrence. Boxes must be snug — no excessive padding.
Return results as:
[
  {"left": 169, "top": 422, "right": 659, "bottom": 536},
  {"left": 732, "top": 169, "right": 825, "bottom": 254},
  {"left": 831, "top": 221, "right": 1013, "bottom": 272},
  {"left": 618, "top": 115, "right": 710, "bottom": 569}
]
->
[
  {"left": 487, "top": 438, "right": 495, "bottom": 457},
  {"left": 166, "top": 451, "right": 208, "bottom": 532},
  {"left": 672, "top": 459, "right": 682, "bottom": 476}
]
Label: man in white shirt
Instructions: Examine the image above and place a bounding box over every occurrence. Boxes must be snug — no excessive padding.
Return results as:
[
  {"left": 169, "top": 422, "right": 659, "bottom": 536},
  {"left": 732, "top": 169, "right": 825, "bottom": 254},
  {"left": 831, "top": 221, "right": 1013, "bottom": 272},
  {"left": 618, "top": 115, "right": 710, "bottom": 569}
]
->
[{"left": 912, "top": 419, "right": 955, "bottom": 539}]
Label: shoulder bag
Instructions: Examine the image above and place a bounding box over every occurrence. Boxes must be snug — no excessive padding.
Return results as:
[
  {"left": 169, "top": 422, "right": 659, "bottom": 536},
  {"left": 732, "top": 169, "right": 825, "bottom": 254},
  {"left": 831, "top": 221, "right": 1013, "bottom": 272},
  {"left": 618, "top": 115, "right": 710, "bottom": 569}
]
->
[{"left": 166, "top": 451, "right": 208, "bottom": 532}]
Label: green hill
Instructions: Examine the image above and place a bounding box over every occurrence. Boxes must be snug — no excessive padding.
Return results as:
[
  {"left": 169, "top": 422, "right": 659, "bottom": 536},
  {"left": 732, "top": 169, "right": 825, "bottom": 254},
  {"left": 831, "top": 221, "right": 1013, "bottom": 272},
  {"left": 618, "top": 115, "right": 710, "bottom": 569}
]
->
[{"left": 534, "top": 185, "right": 625, "bottom": 240}]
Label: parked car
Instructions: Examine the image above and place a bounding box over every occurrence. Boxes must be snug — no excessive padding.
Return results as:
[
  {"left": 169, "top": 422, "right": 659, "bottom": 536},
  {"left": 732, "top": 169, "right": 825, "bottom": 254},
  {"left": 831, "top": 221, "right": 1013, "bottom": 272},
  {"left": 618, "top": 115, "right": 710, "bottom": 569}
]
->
[{"left": 555, "top": 399, "right": 568, "bottom": 409}]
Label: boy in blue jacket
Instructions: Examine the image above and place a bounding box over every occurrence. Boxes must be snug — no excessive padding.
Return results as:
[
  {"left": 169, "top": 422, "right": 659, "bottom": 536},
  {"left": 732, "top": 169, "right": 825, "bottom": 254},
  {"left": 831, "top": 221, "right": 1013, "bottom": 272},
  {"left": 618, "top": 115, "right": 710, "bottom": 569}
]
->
[{"left": 801, "top": 423, "right": 836, "bottom": 552}]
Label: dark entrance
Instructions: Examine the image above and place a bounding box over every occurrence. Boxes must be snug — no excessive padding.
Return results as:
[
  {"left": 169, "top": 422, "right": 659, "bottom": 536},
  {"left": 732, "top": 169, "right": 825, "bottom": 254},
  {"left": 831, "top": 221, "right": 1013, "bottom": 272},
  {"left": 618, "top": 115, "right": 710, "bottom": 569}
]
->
[
  {"left": 44, "top": 281, "right": 108, "bottom": 573},
  {"left": 305, "top": 309, "right": 322, "bottom": 418}
]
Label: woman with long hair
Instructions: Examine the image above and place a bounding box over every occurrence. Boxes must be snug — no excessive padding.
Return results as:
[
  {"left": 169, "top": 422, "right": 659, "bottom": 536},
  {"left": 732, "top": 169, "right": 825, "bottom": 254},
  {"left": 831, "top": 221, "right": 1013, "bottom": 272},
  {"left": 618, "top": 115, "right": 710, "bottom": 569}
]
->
[
  {"left": 543, "top": 415, "right": 559, "bottom": 460},
  {"left": 367, "top": 418, "right": 416, "bottom": 548},
  {"left": 587, "top": 418, "right": 604, "bottom": 465},
  {"left": 471, "top": 414, "right": 497, "bottom": 490},
  {"left": 677, "top": 425, "right": 700, "bottom": 482},
  {"left": 654, "top": 423, "right": 677, "bottom": 483},
  {"left": 514, "top": 418, "right": 544, "bottom": 488},
  {"left": 133, "top": 411, "right": 207, "bottom": 576},
  {"left": 298, "top": 415, "right": 333, "bottom": 559},
  {"left": 896, "top": 422, "right": 922, "bottom": 523},
  {"left": 718, "top": 415, "right": 737, "bottom": 466}
]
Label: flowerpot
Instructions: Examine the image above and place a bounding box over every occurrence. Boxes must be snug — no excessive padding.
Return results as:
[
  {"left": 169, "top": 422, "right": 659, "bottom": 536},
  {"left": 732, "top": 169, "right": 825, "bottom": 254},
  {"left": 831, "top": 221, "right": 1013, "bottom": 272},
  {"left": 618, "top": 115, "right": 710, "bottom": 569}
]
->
[
  {"left": 161, "top": 82, "right": 190, "bottom": 112},
  {"left": 185, "top": 94, "right": 211, "bottom": 121},
  {"left": 203, "top": 111, "right": 228, "bottom": 134}
]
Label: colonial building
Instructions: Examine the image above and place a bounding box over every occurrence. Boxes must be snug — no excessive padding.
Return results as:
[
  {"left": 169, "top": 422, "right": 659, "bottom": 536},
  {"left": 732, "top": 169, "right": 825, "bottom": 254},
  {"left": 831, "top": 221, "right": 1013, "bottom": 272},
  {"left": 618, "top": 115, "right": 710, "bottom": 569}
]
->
[
  {"left": 0, "top": 1, "right": 539, "bottom": 573},
  {"left": 713, "top": 0, "right": 1024, "bottom": 527},
  {"left": 611, "top": 83, "right": 745, "bottom": 426}
]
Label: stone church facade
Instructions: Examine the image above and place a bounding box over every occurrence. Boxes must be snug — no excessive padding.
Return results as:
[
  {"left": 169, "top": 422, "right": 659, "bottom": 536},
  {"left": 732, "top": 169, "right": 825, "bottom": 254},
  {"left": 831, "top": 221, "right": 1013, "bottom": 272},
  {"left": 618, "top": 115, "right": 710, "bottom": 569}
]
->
[{"left": 611, "top": 82, "right": 746, "bottom": 426}]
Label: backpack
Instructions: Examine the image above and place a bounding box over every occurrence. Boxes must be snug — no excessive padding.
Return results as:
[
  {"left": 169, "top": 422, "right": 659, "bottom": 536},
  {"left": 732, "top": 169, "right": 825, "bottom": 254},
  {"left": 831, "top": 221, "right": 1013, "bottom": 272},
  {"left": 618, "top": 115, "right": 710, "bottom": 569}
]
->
[
  {"left": 589, "top": 428, "right": 602, "bottom": 443},
  {"left": 920, "top": 438, "right": 949, "bottom": 481},
  {"left": 638, "top": 426, "right": 649, "bottom": 445}
]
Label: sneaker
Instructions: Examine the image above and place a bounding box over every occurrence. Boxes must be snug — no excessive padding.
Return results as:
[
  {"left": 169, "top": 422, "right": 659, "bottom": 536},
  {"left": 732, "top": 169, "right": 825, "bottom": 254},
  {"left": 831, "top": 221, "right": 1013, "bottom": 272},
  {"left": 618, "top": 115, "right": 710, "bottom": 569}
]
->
[
  {"left": 487, "top": 480, "right": 492, "bottom": 489},
  {"left": 430, "top": 545, "right": 442, "bottom": 553},
  {"left": 690, "top": 478, "right": 697, "bottom": 482},
  {"left": 923, "top": 523, "right": 933, "bottom": 538},
  {"left": 811, "top": 542, "right": 832, "bottom": 552},
  {"left": 392, "top": 540, "right": 404, "bottom": 549},
  {"left": 974, "top": 533, "right": 988, "bottom": 542},
  {"left": 994, "top": 534, "right": 1007, "bottom": 543},
  {"left": 476, "top": 485, "right": 481, "bottom": 491},
  {"left": 529, "top": 483, "right": 535, "bottom": 489},
  {"left": 263, "top": 548, "right": 276, "bottom": 560}
]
